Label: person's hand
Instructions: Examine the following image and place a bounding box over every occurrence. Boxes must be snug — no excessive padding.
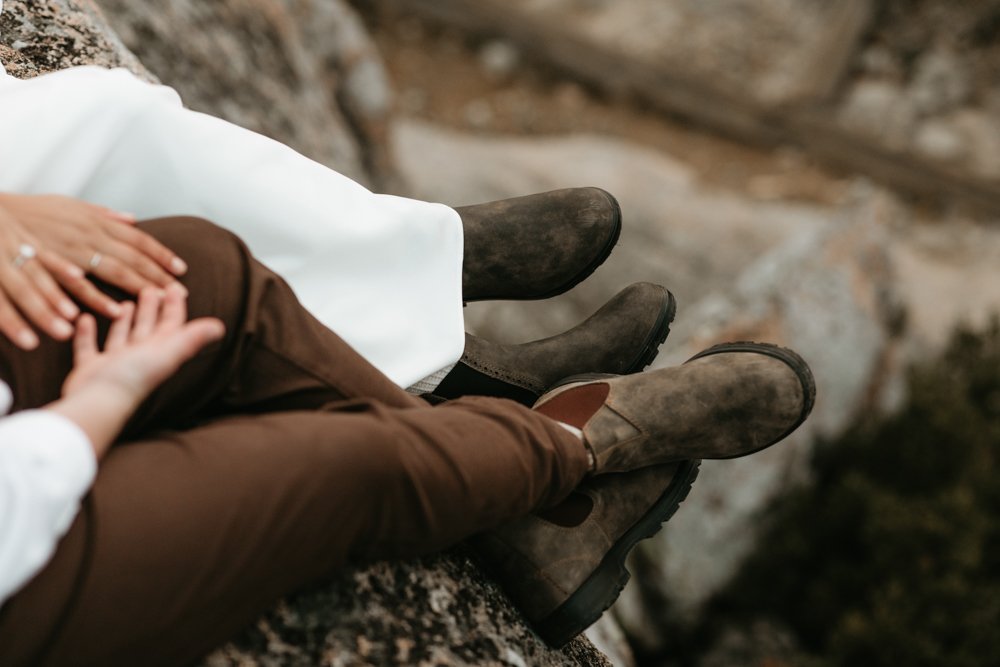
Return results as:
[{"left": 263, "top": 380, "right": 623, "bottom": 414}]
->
[
  {"left": 0, "top": 203, "right": 82, "bottom": 349},
  {"left": 51, "top": 286, "right": 225, "bottom": 459},
  {"left": 0, "top": 193, "right": 188, "bottom": 349},
  {"left": 63, "top": 285, "right": 224, "bottom": 402}
]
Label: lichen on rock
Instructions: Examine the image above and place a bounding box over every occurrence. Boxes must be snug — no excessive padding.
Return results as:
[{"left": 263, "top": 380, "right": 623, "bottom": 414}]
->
[
  {"left": 0, "top": 0, "right": 152, "bottom": 80},
  {"left": 204, "top": 550, "right": 611, "bottom": 667}
]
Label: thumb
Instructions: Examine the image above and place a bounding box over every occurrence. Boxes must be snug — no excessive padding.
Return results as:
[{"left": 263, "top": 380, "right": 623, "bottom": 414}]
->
[{"left": 160, "top": 318, "right": 226, "bottom": 371}]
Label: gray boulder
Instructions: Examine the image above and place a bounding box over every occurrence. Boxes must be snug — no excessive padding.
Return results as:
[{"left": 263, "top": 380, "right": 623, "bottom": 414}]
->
[
  {"left": 0, "top": 0, "right": 151, "bottom": 78},
  {"left": 92, "top": 0, "right": 394, "bottom": 188}
]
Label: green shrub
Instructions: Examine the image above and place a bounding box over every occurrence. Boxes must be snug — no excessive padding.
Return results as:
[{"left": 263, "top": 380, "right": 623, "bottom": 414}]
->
[{"left": 697, "top": 320, "right": 1000, "bottom": 667}]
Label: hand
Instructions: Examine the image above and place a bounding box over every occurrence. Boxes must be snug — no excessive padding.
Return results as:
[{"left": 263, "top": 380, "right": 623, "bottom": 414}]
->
[
  {"left": 0, "top": 193, "right": 188, "bottom": 349},
  {"left": 52, "top": 286, "right": 225, "bottom": 459},
  {"left": 63, "top": 285, "right": 225, "bottom": 402}
]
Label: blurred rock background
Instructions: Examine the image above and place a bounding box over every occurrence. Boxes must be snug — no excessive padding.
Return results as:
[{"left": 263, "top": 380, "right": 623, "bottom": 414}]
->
[{"left": 4, "top": 0, "right": 999, "bottom": 664}]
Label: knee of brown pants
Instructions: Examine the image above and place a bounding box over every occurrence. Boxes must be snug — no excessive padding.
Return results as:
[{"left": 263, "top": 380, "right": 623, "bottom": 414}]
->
[
  {"left": 118, "top": 217, "right": 258, "bottom": 434},
  {"left": 137, "top": 217, "right": 252, "bottom": 325}
]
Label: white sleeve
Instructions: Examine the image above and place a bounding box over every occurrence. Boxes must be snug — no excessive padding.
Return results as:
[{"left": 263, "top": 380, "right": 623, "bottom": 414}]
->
[{"left": 0, "top": 408, "right": 97, "bottom": 607}]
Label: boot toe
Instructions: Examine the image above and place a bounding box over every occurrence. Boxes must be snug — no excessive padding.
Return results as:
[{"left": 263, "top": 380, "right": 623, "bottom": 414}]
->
[{"left": 460, "top": 187, "right": 622, "bottom": 302}]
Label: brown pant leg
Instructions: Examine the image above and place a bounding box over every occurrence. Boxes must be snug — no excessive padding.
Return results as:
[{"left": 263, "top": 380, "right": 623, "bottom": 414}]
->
[
  {"left": 0, "top": 216, "right": 422, "bottom": 434},
  {"left": 0, "top": 398, "right": 588, "bottom": 667}
]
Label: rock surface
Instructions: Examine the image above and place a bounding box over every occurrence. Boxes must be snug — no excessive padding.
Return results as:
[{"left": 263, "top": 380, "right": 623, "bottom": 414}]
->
[
  {"left": 0, "top": 0, "right": 152, "bottom": 79},
  {"left": 203, "top": 551, "right": 611, "bottom": 667},
  {"left": 385, "top": 0, "right": 1000, "bottom": 211},
  {"left": 1, "top": 3, "right": 611, "bottom": 665},
  {"left": 92, "top": 0, "right": 394, "bottom": 187}
]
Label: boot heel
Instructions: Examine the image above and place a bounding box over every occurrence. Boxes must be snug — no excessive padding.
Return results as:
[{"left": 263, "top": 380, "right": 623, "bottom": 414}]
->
[{"left": 533, "top": 460, "right": 701, "bottom": 647}]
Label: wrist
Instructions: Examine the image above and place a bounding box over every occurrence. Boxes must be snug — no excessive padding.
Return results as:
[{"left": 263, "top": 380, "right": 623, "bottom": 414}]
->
[
  {"left": 48, "top": 383, "right": 143, "bottom": 459},
  {"left": 84, "top": 378, "right": 147, "bottom": 412}
]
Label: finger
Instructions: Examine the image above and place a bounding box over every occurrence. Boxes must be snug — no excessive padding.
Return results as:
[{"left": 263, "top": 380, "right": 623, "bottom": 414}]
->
[
  {"left": 101, "top": 207, "right": 137, "bottom": 224},
  {"left": 131, "top": 288, "right": 162, "bottom": 341},
  {"left": 24, "top": 254, "right": 80, "bottom": 321},
  {"left": 73, "top": 313, "right": 99, "bottom": 365},
  {"left": 0, "top": 291, "right": 38, "bottom": 350},
  {"left": 102, "top": 237, "right": 177, "bottom": 288},
  {"left": 158, "top": 283, "right": 189, "bottom": 331},
  {"left": 107, "top": 223, "right": 188, "bottom": 276},
  {"left": 52, "top": 271, "right": 123, "bottom": 320},
  {"left": 161, "top": 318, "right": 226, "bottom": 366},
  {"left": 1, "top": 266, "right": 74, "bottom": 341},
  {"left": 105, "top": 301, "right": 135, "bottom": 352},
  {"left": 41, "top": 251, "right": 123, "bottom": 319},
  {"left": 88, "top": 254, "right": 149, "bottom": 295}
]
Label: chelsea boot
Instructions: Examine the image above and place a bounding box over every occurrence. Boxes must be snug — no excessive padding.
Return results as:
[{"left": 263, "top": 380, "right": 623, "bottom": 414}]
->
[
  {"left": 534, "top": 342, "right": 816, "bottom": 473},
  {"left": 474, "top": 461, "right": 700, "bottom": 647},
  {"left": 459, "top": 187, "right": 621, "bottom": 302},
  {"left": 434, "top": 283, "right": 675, "bottom": 405}
]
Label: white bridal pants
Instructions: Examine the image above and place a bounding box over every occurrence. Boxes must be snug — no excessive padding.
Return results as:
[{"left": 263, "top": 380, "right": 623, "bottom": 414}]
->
[{"left": 0, "top": 66, "right": 464, "bottom": 387}]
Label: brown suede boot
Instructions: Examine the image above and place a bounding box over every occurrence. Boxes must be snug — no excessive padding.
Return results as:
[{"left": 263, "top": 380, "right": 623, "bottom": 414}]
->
[
  {"left": 434, "top": 283, "right": 675, "bottom": 406},
  {"left": 534, "top": 342, "right": 816, "bottom": 473},
  {"left": 473, "top": 461, "right": 700, "bottom": 647},
  {"left": 459, "top": 187, "right": 621, "bottom": 302}
]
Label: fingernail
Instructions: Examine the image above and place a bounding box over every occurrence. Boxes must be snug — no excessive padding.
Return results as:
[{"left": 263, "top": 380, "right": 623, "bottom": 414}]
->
[
  {"left": 171, "top": 258, "right": 188, "bottom": 275},
  {"left": 54, "top": 320, "right": 74, "bottom": 338},
  {"left": 60, "top": 302, "right": 79, "bottom": 319},
  {"left": 19, "top": 330, "right": 38, "bottom": 349},
  {"left": 66, "top": 265, "right": 84, "bottom": 278},
  {"left": 117, "top": 211, "right": 137, "bottom": 222},
  {"left": 171, "top": 282, "right": 188, "bottom": 296},
  {"left": 107, "top": 302, "right": 122, "bottom": 316}
]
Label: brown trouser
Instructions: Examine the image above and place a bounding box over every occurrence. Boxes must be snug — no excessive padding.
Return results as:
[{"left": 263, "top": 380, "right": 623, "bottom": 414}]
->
[{"left": 0, "top": 218, "right": 588, "bottom": 667}]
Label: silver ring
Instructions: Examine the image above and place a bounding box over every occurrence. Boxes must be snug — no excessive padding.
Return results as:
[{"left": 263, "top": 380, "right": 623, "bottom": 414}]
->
[
  {"left": 11, "top": 244, "right": 36, "bottom": 269},
  {"left": 88, "top": 252, "right": 103, "bottom": 270}
]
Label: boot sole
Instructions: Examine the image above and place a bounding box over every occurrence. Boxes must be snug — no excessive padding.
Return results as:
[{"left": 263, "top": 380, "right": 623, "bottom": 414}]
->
[
  {"left": 465, "top": 187, "right": 622, "bottom": 302},
  {"left": 534, "top": 459, "right": 701, "bottom": 648},
  {"left": 623, "top": 287, "right": 676, "bottom": 374}
]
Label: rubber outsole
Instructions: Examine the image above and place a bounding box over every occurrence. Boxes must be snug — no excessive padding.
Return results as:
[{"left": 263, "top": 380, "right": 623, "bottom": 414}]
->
[
  {"left": 534, "top": 459, "right": 701, "bottom": 647},
  {"left": 464, "top": 187, "right": 623, "bottom": 303},
  {"left": 623, "top": 288, "right": 676, "bottom": 374}
]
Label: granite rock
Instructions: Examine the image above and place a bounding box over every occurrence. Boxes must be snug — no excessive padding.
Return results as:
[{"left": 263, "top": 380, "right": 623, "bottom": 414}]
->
[
  {"left": 201, "top": 551, "right": 611, "bottom": 667},
  {"left": 93, "top": 0, "right": 395, "bottom": 187},
  {"left": 0, "top": 0, "right": 152, "bottom": 79}
]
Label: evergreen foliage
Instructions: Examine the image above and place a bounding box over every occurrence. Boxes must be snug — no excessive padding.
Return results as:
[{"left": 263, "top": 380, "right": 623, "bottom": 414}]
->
[{"left": 700, "top": 321, "right": 1000, "bottom": 666}]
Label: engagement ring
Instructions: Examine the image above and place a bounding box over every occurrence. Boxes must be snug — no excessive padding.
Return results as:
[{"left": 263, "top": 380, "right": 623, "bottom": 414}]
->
[{"left": 11, "top": 244, "right": 36, "bottom": 269}]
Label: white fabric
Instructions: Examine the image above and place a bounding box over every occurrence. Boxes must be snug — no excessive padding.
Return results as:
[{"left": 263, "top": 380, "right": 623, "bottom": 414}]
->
[
  {"left": 0, "top": 61, "right": 465, "bottom": 389},
  {"left": 0, "top": 396, "right": 98, "bottom": 606}
]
